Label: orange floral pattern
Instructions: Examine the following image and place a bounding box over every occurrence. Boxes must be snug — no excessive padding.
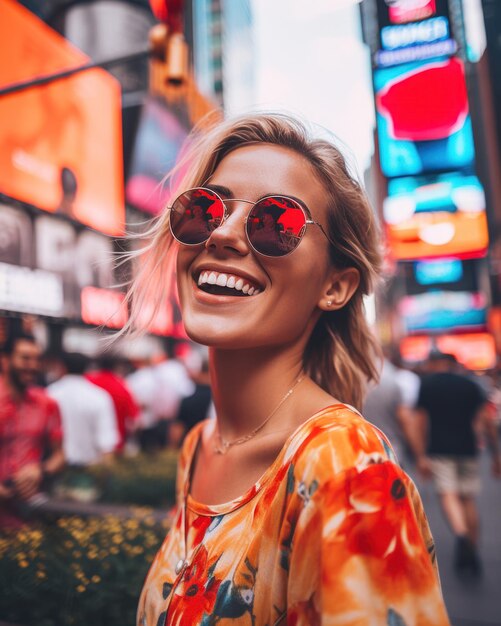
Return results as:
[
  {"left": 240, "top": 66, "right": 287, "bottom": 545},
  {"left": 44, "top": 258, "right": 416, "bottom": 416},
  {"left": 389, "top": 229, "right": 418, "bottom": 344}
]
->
[{"left": 137, "top": 405, "right": 451, "bottom": 626}]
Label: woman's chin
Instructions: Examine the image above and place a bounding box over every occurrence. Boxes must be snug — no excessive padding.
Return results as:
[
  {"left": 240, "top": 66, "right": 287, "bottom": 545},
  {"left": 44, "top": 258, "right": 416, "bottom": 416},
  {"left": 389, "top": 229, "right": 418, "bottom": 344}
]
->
[{"left": 182, "top": 319, "right": 243, "bottom": 349}]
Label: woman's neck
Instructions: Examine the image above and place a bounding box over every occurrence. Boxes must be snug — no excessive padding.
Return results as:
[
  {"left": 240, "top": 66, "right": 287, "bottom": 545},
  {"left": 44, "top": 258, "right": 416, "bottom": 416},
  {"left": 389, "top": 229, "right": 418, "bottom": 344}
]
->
[{"left": 209, "top": 345, "right": 305, "bottom": 440}]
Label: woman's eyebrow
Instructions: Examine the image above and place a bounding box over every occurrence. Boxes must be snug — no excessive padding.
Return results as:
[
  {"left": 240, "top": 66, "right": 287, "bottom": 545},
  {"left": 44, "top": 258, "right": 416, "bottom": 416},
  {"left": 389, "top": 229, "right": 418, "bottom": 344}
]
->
[{"left": 205, "top": 183, "right": 233, "bottom": 197}]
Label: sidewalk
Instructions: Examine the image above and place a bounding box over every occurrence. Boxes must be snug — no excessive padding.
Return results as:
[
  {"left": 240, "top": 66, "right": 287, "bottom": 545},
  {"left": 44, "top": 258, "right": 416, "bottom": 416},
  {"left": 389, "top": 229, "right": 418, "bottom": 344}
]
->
[{"left": 410, "top": 451, "right": 501, "bottom": 626}]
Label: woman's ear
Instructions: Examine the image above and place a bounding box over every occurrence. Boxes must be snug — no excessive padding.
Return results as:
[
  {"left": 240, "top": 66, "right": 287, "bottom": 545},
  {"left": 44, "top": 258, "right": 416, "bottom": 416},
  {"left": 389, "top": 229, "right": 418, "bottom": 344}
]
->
[{"left": 318, "top": 267, "right": 360, "bottom": 312}]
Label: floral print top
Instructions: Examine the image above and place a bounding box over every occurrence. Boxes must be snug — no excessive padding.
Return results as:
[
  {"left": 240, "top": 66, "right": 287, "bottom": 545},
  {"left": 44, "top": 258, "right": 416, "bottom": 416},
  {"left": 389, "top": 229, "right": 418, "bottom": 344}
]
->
[{"left": 138, "top": 405, "right": 451, "bottom": 626}]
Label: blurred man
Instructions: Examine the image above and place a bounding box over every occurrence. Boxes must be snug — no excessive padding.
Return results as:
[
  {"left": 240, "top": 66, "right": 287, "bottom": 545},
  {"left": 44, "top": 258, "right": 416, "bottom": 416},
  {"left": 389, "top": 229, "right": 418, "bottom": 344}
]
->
[
  {"left": 86, "top": 353, "right": 139, "bottom": 453},
  {"left": 47, "top": 352, "right": 118, "bottom": 466},
  {"left": 413, "top": 352, "right": 501, "bottom": 576},
  {"left": 0, "top": 333, "right": 64, "bottom": 525}
]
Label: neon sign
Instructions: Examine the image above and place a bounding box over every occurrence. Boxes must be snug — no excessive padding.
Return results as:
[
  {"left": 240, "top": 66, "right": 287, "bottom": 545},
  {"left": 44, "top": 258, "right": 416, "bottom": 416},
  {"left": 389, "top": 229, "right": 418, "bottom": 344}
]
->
[
  {"left": 386, "top": 0, "right": 437, "bottom": 24},
  {"left": 375, "top": 58, "right": 475, "bottom": 177},
  {"left": 383, "top": 173, "right": 488, "bottom": 260},
  {"left": 415, "top": 259, "right": 463, "bottom": 285}
]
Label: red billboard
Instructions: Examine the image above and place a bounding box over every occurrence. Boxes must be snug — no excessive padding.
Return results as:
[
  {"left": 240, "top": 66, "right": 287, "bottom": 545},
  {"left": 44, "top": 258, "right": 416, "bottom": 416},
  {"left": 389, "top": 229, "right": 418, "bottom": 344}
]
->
[
  {"left": 0, "top": 0, "right": 124, "bottom": 235},
  {"left": 400, "top": 333, "right": 496, "bottom": 370}
]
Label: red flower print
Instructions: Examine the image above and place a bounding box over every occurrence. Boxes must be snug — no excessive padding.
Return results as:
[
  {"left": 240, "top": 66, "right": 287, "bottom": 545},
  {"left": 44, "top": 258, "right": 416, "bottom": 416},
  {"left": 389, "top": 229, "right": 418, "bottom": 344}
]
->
[
  {"left": 322, "top": 462, "right": 437, "bottom": 594},
  {"left": 168, "top": 545, "right": 222, "bottom": 625}
]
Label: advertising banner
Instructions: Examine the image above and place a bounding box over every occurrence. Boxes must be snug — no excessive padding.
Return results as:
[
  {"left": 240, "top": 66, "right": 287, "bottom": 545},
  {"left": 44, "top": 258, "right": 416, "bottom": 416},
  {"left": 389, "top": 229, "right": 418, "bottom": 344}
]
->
[
  {"left": 383, "top": 173, "right": 488, "bottom": 259},
  {"left": 125, "top": 97, "right": 190, "bottom": 215},
  {"left": 398, "top": 290, "right": 487, "bottom": 334},
  {"left": 0, "top": 203, "right": 33, "bottom": 267},
  {"left": 35, "top": 215, "right": 115, "bottom": 318},
  {"left": 0, "top": 261, "right": 64, "bottom": 317},
  {"left": 372, "top": 0, "right": 458, "bottom": 66},
  {"left": 374, "top": 57, "right": 475, "bottom": 177},
  {"left": 376, "top": 0, "right": 443, "bottom": 26},
  {"left": 400, "top": 332, "right": 496, "bottom": 370},
  {"left": 0, "top": 0, "right": 124, "bottom": 235}
]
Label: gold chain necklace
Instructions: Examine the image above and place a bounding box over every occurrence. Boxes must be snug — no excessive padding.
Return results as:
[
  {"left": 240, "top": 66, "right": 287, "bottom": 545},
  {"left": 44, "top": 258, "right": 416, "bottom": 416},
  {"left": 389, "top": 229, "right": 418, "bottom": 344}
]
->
[{"left": 214, "top": 375, "right": 304, "bottom": 455}]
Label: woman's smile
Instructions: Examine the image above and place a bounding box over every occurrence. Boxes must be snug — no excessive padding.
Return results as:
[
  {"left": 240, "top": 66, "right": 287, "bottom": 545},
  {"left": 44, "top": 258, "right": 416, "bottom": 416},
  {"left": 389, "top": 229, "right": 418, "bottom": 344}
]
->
[{"left": 195, "top": 268, "right": 263, "bottom": 297}]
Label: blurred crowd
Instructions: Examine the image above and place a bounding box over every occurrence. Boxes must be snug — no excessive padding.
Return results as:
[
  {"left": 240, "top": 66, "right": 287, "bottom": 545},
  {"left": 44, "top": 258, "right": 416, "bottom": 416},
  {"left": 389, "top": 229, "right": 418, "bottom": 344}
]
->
[
  {"left": 0, "top": 331, "right": 212, "bottom": 526},
  {"left": 1, "top": 329, "right": 501, "bottom": 578}
]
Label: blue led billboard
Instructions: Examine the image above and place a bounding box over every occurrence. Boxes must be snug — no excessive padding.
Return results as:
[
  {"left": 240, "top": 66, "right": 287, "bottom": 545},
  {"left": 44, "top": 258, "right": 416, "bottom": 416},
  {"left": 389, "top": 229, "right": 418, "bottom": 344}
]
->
[{"left": 374, "top": 57, "right": 475, "bottom": 177}]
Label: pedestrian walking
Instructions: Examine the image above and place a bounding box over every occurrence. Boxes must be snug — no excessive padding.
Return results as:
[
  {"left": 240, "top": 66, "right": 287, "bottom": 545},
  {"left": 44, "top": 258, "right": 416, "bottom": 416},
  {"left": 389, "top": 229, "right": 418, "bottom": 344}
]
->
[
  {"left": 413, "top": 351, "right": 501, "bottom": 577},
  {"left": 125, "top": 112, "right": 450, "bottom": 625}
]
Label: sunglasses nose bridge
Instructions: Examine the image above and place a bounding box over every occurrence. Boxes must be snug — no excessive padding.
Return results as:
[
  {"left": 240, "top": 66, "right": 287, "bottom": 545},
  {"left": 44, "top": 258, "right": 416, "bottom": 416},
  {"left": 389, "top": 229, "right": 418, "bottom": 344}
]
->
[
  {"left": 205, "top": 198, "right": 254, "bottom": 252},
  {"left": 217, "top": 198, "right": 255, "bottom": 228}
]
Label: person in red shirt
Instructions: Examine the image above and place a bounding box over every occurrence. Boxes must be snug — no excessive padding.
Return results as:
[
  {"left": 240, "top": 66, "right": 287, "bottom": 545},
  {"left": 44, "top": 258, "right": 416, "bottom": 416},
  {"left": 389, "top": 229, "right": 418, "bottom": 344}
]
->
[
  {"left": 86, "top": 354, "right": 139, "bottom": 452},
  {"left": 0, "top": 333, "right": 65, "bottom": 526}
]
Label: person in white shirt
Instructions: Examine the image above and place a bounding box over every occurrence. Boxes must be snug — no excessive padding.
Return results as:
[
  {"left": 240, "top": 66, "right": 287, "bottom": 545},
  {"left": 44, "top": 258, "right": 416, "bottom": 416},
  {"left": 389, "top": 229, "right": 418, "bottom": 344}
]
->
[
  {"left": 47, "top": 352, "right": 119, "bottom": 466},
  {"left": 126, "top": 363, "right": 161, "bottom": 452}
]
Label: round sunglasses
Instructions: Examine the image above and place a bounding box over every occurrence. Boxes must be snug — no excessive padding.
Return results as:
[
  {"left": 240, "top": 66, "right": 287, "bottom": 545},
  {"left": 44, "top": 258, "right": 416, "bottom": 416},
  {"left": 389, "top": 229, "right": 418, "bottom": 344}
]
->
[{"left": 167, "top": 187, "right": 331, "bottom": 258}]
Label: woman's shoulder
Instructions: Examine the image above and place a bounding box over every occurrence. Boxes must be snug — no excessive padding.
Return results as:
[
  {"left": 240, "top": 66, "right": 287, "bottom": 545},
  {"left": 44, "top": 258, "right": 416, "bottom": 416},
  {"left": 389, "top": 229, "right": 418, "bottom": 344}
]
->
[{"left": 285, "top": 404, "right": 397, "bottom": 478}]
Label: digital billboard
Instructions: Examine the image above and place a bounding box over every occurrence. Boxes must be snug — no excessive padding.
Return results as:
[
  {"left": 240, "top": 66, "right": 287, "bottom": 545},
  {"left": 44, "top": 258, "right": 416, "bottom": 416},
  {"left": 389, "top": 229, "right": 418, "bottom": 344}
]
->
[
  {"left": 0, "top": 204, "right": 33, "bottom": 267},
  {"left": 400, "top": 332, "right": 496, "bottom": 370},
  {"left": 376, "top": 0, "right": 443, "bottom": 26},
  {"left": 374, "top": 57, "right": 475, "bottom": 177},
  {"left": 401, "top": 258, "right": 480, "bottom": 293},
  {"left": 373, "top": 1, "right": 458, "bottom": 66},
  {"left": 398, "top": 290, "right": 487, "bottom": 334},
  {"left": 125, "top": 97, "right": 190, "bottom": 216},
  {"left": 0, "top": 1, "right": 124, "bottom": 235},
  {"left": 35, "top": 215, "right": 116, "bottom": 318},
  {"left": 383, "top": 173, "right": 488, "bottom": 259}
]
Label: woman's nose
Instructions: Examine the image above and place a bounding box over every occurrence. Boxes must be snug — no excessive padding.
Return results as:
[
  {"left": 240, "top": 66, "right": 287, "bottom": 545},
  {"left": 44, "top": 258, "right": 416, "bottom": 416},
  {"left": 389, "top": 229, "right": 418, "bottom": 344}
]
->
[{"left": 205, "top": 203, "right": 250, "bottom": 256}]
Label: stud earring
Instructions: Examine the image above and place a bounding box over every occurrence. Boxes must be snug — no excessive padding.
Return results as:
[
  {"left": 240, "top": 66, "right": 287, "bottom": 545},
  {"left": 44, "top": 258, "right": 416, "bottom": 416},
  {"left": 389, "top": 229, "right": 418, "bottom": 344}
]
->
[{"left": 327, "top": 300, "right": 332, "bottom": 307}]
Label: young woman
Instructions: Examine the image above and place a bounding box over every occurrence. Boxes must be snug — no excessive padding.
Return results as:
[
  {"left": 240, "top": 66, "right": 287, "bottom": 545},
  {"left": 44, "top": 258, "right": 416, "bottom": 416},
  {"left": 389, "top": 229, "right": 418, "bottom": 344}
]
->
[{"left": 130, "top": 113, "right": 450, "bottom": 625}]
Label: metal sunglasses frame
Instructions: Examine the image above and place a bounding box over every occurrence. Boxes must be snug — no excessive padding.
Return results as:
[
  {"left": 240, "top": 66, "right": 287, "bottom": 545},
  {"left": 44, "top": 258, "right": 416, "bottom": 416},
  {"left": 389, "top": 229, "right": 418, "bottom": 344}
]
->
[{"left": 167, "top": 186, "right": 333, "bottom": 258}]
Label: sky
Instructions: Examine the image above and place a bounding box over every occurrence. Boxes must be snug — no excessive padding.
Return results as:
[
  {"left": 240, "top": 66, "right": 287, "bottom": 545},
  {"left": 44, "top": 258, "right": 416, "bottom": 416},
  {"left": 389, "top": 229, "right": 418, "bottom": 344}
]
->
[{"left": 249, "top": 0, "right": 376, "bottom": 177}]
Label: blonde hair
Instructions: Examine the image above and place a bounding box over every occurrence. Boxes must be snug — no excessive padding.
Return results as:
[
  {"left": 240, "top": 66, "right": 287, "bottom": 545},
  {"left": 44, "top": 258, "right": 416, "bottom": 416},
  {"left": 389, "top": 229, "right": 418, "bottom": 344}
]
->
[{"left": 123, "top": 112, "right": 383, "bottom": 408}]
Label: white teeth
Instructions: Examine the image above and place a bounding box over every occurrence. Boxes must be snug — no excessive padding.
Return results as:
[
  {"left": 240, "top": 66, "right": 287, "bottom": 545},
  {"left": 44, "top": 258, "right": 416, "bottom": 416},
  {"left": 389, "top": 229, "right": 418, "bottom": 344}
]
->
[
  {"left": 196, "top": 271, "right": 262, "bottom": 295},
  {"left": 216, "top": 273, "right": 228, "bottom": 287}
]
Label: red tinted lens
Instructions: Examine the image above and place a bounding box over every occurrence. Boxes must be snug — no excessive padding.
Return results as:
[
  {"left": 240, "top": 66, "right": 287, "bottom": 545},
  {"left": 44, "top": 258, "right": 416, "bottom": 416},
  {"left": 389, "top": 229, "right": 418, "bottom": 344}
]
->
[
  {"left": 247, "top": 196, "right": 306, "bottom": 256},
  {"left": 170, "top": 188, "right": 225, "bottom": 245}
]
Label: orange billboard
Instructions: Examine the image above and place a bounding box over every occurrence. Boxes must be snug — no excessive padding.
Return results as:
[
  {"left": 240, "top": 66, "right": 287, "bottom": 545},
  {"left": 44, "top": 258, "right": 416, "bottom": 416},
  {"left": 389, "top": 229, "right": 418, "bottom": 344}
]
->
[
  {"left": 0, "top": 0, "right": 124, "bottom": 235},
  {"left": 400, "top": 333, "right": 496, "bottom": 371}
]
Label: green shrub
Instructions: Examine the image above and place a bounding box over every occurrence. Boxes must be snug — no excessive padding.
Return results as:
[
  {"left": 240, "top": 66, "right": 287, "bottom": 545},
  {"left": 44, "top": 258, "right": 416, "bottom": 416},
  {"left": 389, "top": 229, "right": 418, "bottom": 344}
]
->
[
  {"left": 0, "top": 512, "right": 171, "bottom": 626},
  {"left": 56, "top": 449, "right": 179, "bottom": 507}
]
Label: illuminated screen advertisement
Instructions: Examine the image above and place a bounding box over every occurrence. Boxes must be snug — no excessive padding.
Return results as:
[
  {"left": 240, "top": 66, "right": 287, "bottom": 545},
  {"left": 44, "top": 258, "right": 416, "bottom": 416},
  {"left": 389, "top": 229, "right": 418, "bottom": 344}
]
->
[
  {"left": 0, "top": 204, "right": 33, "bottom": 267},
  {"left": 0, "top": 1, "right": 124, "bottom": 235},
  {"left": 125, "top": 97, "right": 190, "bottom": 215},
  {"left": 383, "top": 173, "right": 488, "bottom": 259},
  {"left": 374, "top": 57, "right": 475, "bottom": 177},
  {"left": 400, "top": 257, "right": 483, "bottom": 294},
  {"left": 376, "top": 0, "right": 443, "bottom": 26},
  {"left": 398, "top": 290, "right": 487, "bottom": 334},
  {"left": 373, "top": 1, "right": 457, "bottom": 66},
  {"left": 400, "top": 333, "right": 496, "bottom": 370}
]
